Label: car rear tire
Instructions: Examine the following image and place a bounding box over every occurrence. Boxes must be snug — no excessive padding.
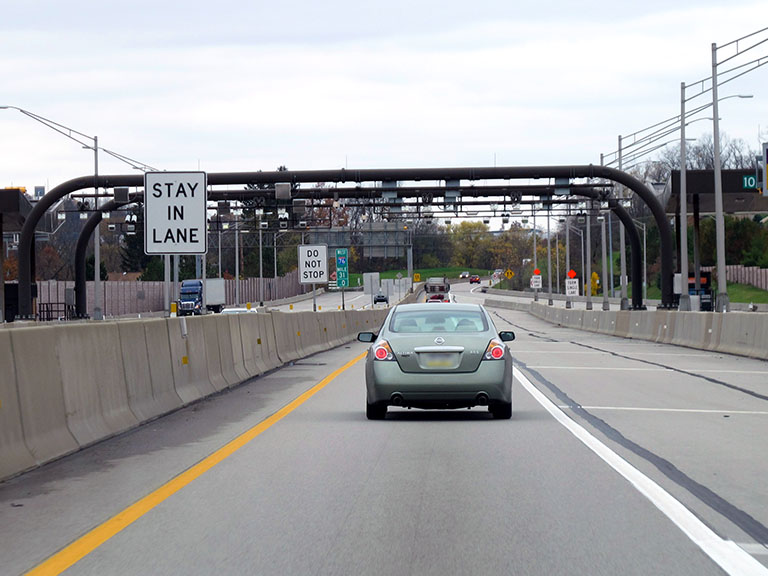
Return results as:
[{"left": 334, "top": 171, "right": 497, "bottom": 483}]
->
[
  {"left": 490, "top": 401, "right": 512, "bottom": 420},
  {"left": 366, "top": 401, "right": 387, "bottom": 420}
]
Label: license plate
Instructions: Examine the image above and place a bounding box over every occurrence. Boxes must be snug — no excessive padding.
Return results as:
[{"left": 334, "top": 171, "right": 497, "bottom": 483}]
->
[{"left": 421, "top": 353, "right": 458, "bottom": 368}]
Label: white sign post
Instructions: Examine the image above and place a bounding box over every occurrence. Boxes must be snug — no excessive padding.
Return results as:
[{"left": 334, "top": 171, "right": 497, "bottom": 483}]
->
[
  {"left": 565, "top": 278, "right": 579, "bottom": 297},
  {"left": 531, "top": 275, "right": 542, "bottom": 289},
  {"left": 144, "top": 172, "right": 208, "bottom": 255}
]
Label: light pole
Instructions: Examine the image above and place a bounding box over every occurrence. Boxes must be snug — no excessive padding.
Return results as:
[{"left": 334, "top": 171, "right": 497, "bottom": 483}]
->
[
  {"left": 555, "top": 228, "right": 560, "bottom": 295},
  {"left": 617, "top": 136, "right": 629, "bottom": 310},
  {"left": 547, "top": 205, "right": 553, "bottom": 306},
  {"left": 585, "top": 205, "right": 593, "bottom": 310},
  {"left": 0, "top": 106, "right": 102, "bottom": 318},
  {"left": 234, "top": 222, "right": 240, "bottom": 306},
  {"left": 711, "top": 50, "right": 758, "bottom": 310},
  {"left": 567, "top": 219, "right": 586, "bottom": 308},
  {"left": 259, "top": 222, "right": 264, "bottom": 307},
  {"left": 0, "top": 105, "right": 157, "bottom": 320},
  {"left": 274, "top": 230, "right": 288, "bottom": 301},
  {"left": 565, "top": 217, "right": 571, "bottom": 309},
  {"left": 600, "top": 214, "right": 610, "bottom": 311},
  {"left": 532, "top": 210, "right": 538, "bottom": 302}
]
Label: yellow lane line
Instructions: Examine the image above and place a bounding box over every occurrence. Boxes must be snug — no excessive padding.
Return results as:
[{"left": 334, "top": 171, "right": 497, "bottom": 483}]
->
[{"left": 26, "top": 351, "right": 367, "bottom": 576}]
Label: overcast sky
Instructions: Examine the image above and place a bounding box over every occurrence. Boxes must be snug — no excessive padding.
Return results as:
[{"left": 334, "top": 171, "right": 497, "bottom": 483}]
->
[{"left": 1, "top": 1, "right": 766, "bottom": 193}]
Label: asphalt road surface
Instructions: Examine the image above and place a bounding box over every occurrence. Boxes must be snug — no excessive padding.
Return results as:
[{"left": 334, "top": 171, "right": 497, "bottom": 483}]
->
[{"left": 2, "top": 287, "right": 767, "bottom": 575}]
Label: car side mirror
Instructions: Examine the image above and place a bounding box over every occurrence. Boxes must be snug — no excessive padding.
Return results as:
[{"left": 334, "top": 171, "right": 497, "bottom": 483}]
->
[
  {"left": 498, "top": 331, "right": 515, "bottom": 342},
  {"left": 357, "top": 332, "right": 377, "bottom": 343}
]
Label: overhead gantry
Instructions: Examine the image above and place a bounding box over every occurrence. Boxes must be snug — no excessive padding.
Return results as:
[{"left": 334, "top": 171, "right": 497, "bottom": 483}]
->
[{"left": 17, "top": 165, "right": 674, "bottom": 318}]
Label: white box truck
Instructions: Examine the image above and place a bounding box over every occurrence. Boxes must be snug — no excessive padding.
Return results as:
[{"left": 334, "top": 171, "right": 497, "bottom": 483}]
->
[{"left": 178, "top": 278, "right": 226, "bottom": 315}]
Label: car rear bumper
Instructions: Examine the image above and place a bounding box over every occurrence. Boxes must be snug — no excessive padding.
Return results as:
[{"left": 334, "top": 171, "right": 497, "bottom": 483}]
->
[{"left": 366, "top": 357, "right": 513, "bottom": 407}]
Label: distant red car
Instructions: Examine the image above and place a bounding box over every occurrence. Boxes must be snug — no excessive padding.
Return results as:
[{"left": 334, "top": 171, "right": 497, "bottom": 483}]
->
[
  {"left": 469, "top": 275, "right": 481, "bottom": 284},
  {"left": 427, "top": 293, "right": 451, "bottom": 303}
]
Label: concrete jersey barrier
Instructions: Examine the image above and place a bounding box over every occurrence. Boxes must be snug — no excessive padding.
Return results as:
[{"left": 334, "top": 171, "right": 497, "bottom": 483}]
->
[
  {"left": 0, "top": 330, "right": 37, "bottom": 479},
  {"left": 498, "top": 298, "right": 768, "bottom": 361},
  {"left": 1, "top": 308, "right": 385, "bottom": 482},
  {"left": 10, "top": 325, "right": 80, "bottom": 466}
]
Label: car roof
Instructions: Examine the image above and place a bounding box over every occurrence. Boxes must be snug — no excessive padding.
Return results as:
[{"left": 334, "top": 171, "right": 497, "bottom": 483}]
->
[{"left": 394, "top": 303, "right": 484, "bottom": 313}]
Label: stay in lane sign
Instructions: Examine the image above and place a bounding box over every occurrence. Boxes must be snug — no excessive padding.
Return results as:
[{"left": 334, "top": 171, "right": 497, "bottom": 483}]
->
[
  {"left": 299, "top": 245, "right": 328, "bottom": 284},
  {"left": 144, "top": 172, "right": 207, "bottom": 255}
]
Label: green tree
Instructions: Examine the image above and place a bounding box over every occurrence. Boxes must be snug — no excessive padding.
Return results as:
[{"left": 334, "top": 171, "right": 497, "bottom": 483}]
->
[
  {"left": 85, "top": 255, "right": 108, "bottom": 281},
  {"left": 450, "top": 221, "right": 490, "bottom": 268}
]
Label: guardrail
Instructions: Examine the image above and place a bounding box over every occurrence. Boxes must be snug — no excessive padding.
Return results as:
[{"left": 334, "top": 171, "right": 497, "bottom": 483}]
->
[
  {"left": 0, "top": 307, "right": 388, "bottom": 482},
  {"left": 485, "top": 298, "right": 768, "bottom": 362}
]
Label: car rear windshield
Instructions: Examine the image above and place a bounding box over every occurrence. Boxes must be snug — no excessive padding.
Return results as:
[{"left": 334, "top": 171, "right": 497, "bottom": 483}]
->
[{"left": 389, "top": 310, "right": 488, "bottom": 333}]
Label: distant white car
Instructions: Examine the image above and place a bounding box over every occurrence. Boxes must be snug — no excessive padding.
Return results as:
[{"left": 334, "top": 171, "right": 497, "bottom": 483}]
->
[{"left": 221, "top": 307, "right": 257, "bottom": 314}]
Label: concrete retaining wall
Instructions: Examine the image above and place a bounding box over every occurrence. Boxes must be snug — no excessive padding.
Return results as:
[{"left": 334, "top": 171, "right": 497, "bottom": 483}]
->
[
  {"left": 485, "top": 298, "right": 768, "bottom": 362},
  {"left": 0, "top": 308, "right": 382, "bottom": 482}
]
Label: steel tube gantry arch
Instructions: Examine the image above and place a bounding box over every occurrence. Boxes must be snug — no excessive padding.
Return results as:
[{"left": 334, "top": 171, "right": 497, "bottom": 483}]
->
[
  {"left": 17, "top": 165, "right": 672, "bottom": 318},
  {"left": 72, "top": 186, "right": 645, "bottom": 317}
]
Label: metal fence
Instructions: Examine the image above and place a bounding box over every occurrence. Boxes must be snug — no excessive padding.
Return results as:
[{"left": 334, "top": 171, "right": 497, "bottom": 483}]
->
[{"left": 702, "top": 265, "right": 768, "bottom": 292}]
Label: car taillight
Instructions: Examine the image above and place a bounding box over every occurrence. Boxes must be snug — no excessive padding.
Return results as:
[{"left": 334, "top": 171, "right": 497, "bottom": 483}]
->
[
  {"left": 483, "top": 339, "right": 506, "bottom": 360},
  {"left": 373, "top": 340, "right": 395, "bottom": 361}
]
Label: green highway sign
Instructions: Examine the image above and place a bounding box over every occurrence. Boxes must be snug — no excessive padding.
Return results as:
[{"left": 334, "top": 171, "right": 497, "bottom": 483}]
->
[
  {"left": 336, "top": 248, "right": 349, "bottom": 287},
  {"left": 743, "top": 174, "right": 758, "bottom": 190}
]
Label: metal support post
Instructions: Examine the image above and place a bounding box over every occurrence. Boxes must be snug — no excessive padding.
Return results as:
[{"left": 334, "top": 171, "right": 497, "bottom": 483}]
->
[
  {"left": 407, "top": 229, "right": 413, "bottom": 293},
  {"left": 565, "top": 218, "right": 571, "bottom": 309},
  {"left": 235, "top": 226, "right": 240, "bottom": 306},
  {"left": 608, "top": 211, "right": 614, "bottom": 298},
  {"left": 533, "top": 212, "right": 538, "bottom": 302},
  {"left": 556, "top": 230, "right": 560, "bottom": 295},
  {"left": 712, "top": 43, "right": 729, "bottom": 312},
  {"left": 259, "top": 225, "right": 264, "bottom": 306},
  {"left": 547, "top": 212, "right": 553, "bottom": 305},
  {"left": 202, "top": 250, "right": 207, "bottom": 312},
  {"left": 164, "top": 254, "right": 170, "bottom": 315},
  {"left": 585, "top": 209, "right": 593, "bottom": 310},
  {"left": 173, "top": 255, "right": 179, "bottom": 301},
  {"left": 679, "top": 81, "right": 692, "bottom": 311},
  {"left": 618, "top": 135, "right": 629, "bottom": 310},
  {"left": 93, "top": 135, "right": 103, "bottom": 320},
  {"left": 601, "top": 216, "right": 610, "bottom": 311}
]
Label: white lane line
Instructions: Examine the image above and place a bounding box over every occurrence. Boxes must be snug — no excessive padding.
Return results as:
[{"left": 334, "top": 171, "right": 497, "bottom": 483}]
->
[
  {"left": 528, "top": 366, "right": 768, "bottom": 375},
  {"left": 740, "top": 544, "right": 768, "bottom": 556},
  {"left": 692, "top": 370, "right": 768, "bottom": 375},
  {"left": 557, "top": 406, "right": 768, "bottom": 416},
  {"left": 516, "top": 351, "right": 711, "bottom": 357},
  {"left": 514, "top": 366, "right": 768, "bottom": 576},
  {"left": 511, "top": 350, "right": 606, "bottom": 354},
  {"left": 528, "top": 366, "right": 671, "bottom": 371}
]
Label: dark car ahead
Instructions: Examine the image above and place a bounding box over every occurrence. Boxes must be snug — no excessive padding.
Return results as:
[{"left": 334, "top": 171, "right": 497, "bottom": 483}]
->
[
  {"left": 374, "top": 290, "right": 389, "bottom": 304},
  {"left": 469, "top": 274, "right": 481, "bottom": 284},
  {"left": 358, "top": 303, "right": 515, "bottom": 420}
]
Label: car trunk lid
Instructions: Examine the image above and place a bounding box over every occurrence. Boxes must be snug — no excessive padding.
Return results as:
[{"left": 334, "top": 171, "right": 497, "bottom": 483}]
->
[{"left": 390, "top": 334, "right": 487, "bottom": 373}]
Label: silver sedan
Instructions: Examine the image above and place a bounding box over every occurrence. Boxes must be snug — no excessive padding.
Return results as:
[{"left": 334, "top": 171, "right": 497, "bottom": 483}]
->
[{"left": 358, "top": 303, "right": 515, "bottom": 420}]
